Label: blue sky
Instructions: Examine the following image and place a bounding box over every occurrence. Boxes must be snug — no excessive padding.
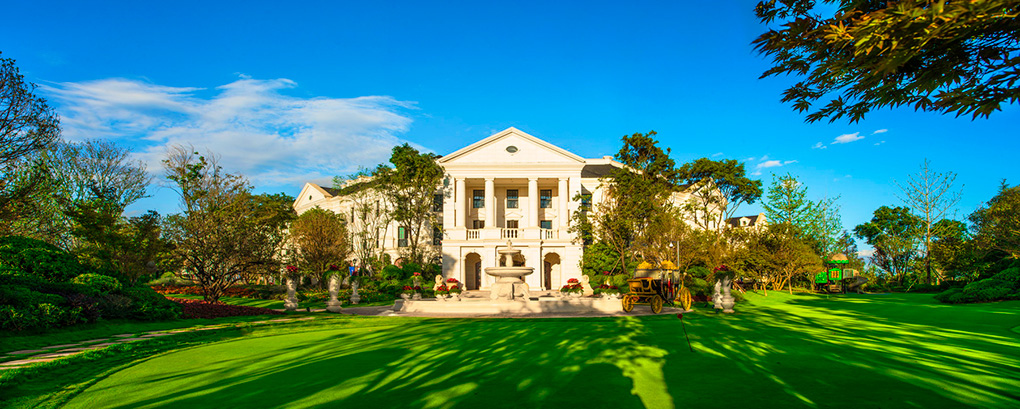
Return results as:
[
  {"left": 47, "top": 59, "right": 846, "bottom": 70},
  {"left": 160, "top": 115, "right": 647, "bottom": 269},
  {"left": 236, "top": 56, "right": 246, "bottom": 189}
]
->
[{"left": 4, "top": 1, "right": 1018, "bottom": 252}]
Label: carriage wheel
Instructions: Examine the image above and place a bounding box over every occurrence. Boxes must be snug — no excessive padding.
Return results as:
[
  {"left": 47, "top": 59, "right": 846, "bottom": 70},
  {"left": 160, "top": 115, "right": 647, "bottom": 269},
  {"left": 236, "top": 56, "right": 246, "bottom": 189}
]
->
[
  {"left": 650, "top": 295, "right": 663, "bottom": 314},
  {"left": 622, "top": 295, "right": 635, "bottom": 312},
  {"left": 676, "top": 288, "right": 692, "bottom": 311}
]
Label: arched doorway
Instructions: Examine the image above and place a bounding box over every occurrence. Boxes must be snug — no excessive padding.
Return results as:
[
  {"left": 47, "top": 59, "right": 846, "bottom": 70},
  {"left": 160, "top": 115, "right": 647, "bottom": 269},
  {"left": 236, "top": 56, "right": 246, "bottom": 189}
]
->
[
  {"left": 543, "top": 253, "right": 561, "bottom": 290},
  {"left": 464, "top": 253, "right": 482, "bottom": 290}
]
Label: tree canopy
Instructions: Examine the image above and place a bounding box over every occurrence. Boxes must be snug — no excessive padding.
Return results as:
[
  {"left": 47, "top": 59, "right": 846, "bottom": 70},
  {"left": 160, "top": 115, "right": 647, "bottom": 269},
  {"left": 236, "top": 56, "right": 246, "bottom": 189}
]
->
[
  {"left": 678, "top": 158, "right": 762, "bottom": 231},
  {"left": 754, "top": 0, "right": 1020, "bottom": 122}
]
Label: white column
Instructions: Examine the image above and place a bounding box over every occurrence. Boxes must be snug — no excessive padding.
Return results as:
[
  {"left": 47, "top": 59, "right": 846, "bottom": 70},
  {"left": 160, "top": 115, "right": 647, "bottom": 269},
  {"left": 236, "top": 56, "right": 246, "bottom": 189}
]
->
[
  {"left": 558, "top": 177, "right": 569, "bottom": 228},
  {"left": 484, "top": 178, "right": 495, "bottom": 226},
  {"left": 528, "top": 177, "right": 539, "bottom": 227},
  {"left": 455, "top": 177, "right": 466, "bottom": 228}
]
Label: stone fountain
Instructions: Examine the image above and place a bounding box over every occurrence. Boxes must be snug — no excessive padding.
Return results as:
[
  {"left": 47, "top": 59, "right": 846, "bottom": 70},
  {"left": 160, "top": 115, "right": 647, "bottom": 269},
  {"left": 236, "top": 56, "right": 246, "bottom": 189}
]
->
[{"left": 485, "top": 240, "right": 534, "bottom": 301}]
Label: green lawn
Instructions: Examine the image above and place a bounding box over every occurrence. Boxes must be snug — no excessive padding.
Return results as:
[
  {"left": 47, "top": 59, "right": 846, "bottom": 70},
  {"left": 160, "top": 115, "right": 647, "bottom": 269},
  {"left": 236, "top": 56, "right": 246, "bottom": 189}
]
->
[
  {"left": 4, "top": 292, "right": 1018, "bottom": 408},
  {"left": 165, "top": 294, "right": 396, "bottom": 310}
]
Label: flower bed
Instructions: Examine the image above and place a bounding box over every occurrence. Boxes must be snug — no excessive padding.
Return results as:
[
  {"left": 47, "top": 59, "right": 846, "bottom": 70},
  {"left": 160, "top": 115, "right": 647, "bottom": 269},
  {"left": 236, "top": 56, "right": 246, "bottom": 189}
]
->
[
  {"left": 167, "top": 297, "right": 284, "bottom": 319},
  {"left": 151, "top": 284, "right": 267, "bottom": 299}
]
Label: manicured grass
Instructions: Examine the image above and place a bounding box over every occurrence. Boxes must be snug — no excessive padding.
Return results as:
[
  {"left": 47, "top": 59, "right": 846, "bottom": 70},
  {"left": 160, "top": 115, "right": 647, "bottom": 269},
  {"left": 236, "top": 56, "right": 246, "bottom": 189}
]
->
[
  {"left": 166, "top": 294, "right": 397, "bottom": 310},
  {"left": 7, "top": 293, "right": 1020, "bottom": 408}
]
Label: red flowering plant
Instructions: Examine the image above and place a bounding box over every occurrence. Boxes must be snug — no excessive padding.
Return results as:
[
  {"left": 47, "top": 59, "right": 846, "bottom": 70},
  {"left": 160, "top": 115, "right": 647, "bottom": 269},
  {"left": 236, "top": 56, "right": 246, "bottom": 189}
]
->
[
  {"left": 593, "top": 283, "right": 621, "bottom": 296},
  {"left": 560, "top": 283, "right": 583, "bottom": 294},
  {"left": 435, "top": 284, "right": 450, "bottom": 296},
  {"left": 713, "top": 265, "right": 732, "bottom": 274},
  {"left": 401, "top": 285, "right": 414, "bottom": 295},
  {"left": 413, "top": 272, "right": 421, "bottom": 276},
  {"left": 328, "top": 264, "right": 339, "bottom": 271},
  {"left": 445, "top": 278, "right": 462, "bottom": 294},
  {"left": 567, "top": 278, "right": 579, "bottom": 284},
  {"left": 285, "top": 265, "right": 299, "bottom": 275}
]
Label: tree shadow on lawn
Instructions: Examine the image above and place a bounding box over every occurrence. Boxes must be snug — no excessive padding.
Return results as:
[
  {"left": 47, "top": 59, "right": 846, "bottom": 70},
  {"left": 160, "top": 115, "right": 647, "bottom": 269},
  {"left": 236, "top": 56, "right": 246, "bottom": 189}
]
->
[
  {"left": 67, "top": 295, "right": 1020, "bottom": 409},
  {"left": 72, "top": 318, "right": 655, "bottom": 409},
  {"left": 657, "top": 293, "right": 1020, "bottom": 408}
]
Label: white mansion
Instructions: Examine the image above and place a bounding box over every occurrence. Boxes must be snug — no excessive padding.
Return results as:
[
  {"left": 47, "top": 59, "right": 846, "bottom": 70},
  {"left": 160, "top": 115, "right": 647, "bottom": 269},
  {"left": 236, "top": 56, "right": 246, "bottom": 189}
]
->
[{"left": 294, "top": 127, "right": 727, "bottom": 292}]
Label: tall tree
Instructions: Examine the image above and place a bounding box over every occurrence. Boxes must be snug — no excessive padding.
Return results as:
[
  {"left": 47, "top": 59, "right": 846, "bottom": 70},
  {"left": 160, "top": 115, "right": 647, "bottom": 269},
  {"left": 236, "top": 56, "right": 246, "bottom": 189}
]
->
[
  {"left": 854, "top": 205, "right": 922, "bottom": 284},
  {"left": 575, "top": 131, "right": 681, "bottom": 273},
  {"left": 290, "top": 207, "right": 350, "bottom": 288},
  {"left": 754, "top": 0, "right": 1020, "bottom": 122},
  {"left": 896, "top": 159, "right": 963, "bottom": 284},
  {"left": 335, "top": 168, "right": 392, "bottom": 274},
  {"left": 678, "top": 158, "right": 763, "bottom": 231},
  {"left": 970, "top": 183, "right": 1020, "bottom": 259},
  {"left": 0, "top": 53, "right": 61, "bottom": 232},
  {"left": 378, "top": 144, "right": 444, "bottom": 265},
  {"left": 746, "top": 223, "right": 822, "bottom": 294},
  {"left": 761, "top": 172, "right": 844, "bottom": 255},
  {"left": 162, "top": 146, "right": 284, "bottom": 302}
]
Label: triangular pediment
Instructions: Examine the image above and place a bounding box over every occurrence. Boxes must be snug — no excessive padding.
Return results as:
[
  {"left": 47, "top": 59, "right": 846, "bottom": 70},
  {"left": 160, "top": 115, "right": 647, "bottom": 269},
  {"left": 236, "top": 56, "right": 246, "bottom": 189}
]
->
[
  {"left": 293, "top": 183, "right": 333, "bottom": 209},
  {"left": 439, "top": 127, "right": 585, "bottom": 165}
]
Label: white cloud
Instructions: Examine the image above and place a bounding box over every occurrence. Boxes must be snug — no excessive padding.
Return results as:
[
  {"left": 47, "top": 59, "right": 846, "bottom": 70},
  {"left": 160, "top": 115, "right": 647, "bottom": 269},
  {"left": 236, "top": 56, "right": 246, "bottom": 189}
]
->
[
  {"left": 751, "top": 157, "right": 798, "bottom": 176},
  {"left": 832, "top": 132, "right": 864, "bottom": 144},
  {"left": 874, "top": 140, "right": 886, "bottom": 146},
  {"left": 858, "top": 248, "right": 875, "bottom": 258},
  {"left": 759, "top": 160, "right": 783, "bottom": 168},
  {"left": 812, "top": 142, "right": 827, "bottom": 149},
  {"left": 872, "top": 129, "right": 888, "bottom": 134},
  {"left": 711, "top": 152, "right": 723, "bottom": 158},
  {"left": 42, "top": 77, "right": 415, "bottom": 187}
]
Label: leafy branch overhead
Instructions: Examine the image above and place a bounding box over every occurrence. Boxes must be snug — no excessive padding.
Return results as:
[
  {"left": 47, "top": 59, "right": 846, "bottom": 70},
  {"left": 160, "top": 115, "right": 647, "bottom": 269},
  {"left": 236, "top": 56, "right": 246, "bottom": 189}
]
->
[{"left": 754, "top": 0, "right": 1020, "bottom": 122}]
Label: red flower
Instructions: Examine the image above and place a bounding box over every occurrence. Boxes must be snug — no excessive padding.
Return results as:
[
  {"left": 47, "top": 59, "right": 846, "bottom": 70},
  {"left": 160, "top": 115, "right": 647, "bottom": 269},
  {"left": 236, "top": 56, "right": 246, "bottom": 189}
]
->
[
  {"left": 413, "top": 272, "right": 421, "bottom": 276},
  {"left": 446, "top": 278, "right": 459, "bottom": 283},
  {"left": 328, "top": 264, "right": 339, "bottom": 271},
  {"left": 567, "top": 278, "right": 579, "bottom": 283},
  {"left": 285, "top": 265, "right": 299, "bottom": 273},
  {"left": 713, "top": 265, "right": 731, "bottom": 273}
]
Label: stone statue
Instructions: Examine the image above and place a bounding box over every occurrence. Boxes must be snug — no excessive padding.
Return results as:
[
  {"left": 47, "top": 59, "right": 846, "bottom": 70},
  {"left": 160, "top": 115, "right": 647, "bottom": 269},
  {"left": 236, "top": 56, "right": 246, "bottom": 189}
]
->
[
  {"left": 433, "top": 275, "right": 443, "bottom": 291},
  {"left": 580, "top": 275, "right": 594, "bottom": 297},
  {"left": 284, "top": 277, "right": 299, "bottom": 312},
  {"left": 713, "top": 271, "right": 736, "bottom": 313},
  {"left": 350, "top": 279, "right": 361, "bottom": 304},
  {"left": 326, "top": 275, "right": 343, "bottom": 313}
]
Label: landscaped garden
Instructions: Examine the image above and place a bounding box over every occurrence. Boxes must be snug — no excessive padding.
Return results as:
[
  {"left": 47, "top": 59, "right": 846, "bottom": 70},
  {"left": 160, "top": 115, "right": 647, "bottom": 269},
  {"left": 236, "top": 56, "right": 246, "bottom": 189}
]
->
[{"left": 3, "top": 291, "right": 1017, "bottom": 408}]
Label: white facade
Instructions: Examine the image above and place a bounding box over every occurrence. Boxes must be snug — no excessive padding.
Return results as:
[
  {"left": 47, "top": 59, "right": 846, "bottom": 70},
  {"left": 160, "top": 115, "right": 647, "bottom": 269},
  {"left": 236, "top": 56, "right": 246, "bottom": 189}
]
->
[{"left": 293, "top": 127, "right": 721, "bottom": 291}]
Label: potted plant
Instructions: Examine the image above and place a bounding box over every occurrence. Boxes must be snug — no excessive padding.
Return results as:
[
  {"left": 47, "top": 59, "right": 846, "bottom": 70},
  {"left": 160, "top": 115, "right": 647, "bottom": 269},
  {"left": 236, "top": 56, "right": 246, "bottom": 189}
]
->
[
  {"left": 446, "top": 278, "right": 462, "bottom": 301},
  {"left": 560, "top": 278, "right": 583, "bottom": 298},
  {"left": 400, "top": 285, "right": 413, "bottom": 300},
  {"left": 435, "top": 284, "right": 449, "bottom": 301},
  {"left": 412, "top": 285, "right": 422, "bottom": 300}
]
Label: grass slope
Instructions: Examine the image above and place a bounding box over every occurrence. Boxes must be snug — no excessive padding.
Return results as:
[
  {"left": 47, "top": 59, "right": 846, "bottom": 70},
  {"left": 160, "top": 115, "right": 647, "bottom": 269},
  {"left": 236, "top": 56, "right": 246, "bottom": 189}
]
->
[{"left": 9, "top": 293, "right": 1020, "bottom": 408}]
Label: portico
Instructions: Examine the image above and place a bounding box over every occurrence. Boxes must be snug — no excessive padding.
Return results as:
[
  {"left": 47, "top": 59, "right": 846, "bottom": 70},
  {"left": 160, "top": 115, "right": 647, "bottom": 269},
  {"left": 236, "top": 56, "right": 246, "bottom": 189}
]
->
[{"left": 438, "top": 128, "right": 598, "bottom": 292}]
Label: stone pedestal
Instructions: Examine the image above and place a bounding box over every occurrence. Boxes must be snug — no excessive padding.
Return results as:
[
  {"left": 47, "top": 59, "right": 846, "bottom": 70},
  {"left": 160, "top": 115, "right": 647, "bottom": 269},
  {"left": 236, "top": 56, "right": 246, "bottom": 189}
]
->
[
  {"left": 326, "top": 275, "right": 343, "bottom": 313},
  {"left": 714, "top": 271, "right": 736, "bottom": 313},
  {"left": 350, "top": 280, "right": 361, "bottom": 305},
  {"left": 284, "top": 277, "right": 299, "bottom": 312}
]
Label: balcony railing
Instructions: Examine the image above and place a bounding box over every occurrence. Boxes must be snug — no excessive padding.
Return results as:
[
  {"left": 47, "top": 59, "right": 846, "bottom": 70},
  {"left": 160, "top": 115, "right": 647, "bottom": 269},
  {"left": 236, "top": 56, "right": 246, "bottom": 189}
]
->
[
  {"left": 467, "top": 229, "right": 481, "bottom": 240},
  {"left": 501, "top": 228, "right": 520, "bottom": 239},
  {"left": 543, "top": 229, "right": 558, "bottom": 239}
]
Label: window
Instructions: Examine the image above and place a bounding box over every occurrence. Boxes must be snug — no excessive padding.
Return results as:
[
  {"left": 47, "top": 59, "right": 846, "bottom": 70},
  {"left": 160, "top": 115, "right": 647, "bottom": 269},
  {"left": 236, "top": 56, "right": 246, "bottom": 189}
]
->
[
  {"left": 433, "top": 193, "right": 443, "bottom": 212},
  {"left": 506, "top": 220, "right": 519, "bottom": 229},
  {"left": 580, "top": 194, "right": 592, "bottom": 210},
  {"left": 472, "top": 220, "right": 485, "bottom": 229},
  {"left": 540, "top": 220, "right": 552, "bottom": 230},
  {"left": 540, "top": 189, "right": 552, "bottom": 208},
  {"left": 506, "top": 189, "right": 519, "bottom": 209},
  {"left": 473, "top": 190, "right": 484, "bottom": 208},
  {"left": 432, "top": 226, "right": 442, "bottom": 245},
  {"left": 398, "top": 226, "right": 408, "bottom": 247}
]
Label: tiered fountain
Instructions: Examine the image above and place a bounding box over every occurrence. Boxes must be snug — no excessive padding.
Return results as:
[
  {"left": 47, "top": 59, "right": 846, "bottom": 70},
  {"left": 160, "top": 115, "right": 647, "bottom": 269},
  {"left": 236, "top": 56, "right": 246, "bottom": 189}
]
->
[
  {"left": 396, "top": 240, "right": 623, "bottom": 315},
  {"left": 485, "top": 241, "right": 533, "bottom": 301}
]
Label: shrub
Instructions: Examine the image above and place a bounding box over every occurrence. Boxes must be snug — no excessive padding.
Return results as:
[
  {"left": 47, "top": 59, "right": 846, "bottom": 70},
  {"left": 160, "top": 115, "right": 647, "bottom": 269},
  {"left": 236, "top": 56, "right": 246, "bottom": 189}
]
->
[
  {"left": 0, "top": 236, "right": 85, "bottom": 282},
  {"left": 687, "top": 266, "right": 711, "bottom": 278},
  {"left": 0, "top": 285, "right": 65, "bottom": 307},
  {"left": 380, "top": 265, "right": 404, "bottom": 281},
  {"left": 962, "top": 279, "right": 1012, "bottom": 302},
  {"left": 991, "top": 266, "right": 1020, "bottom": 289},
  {"left": 121, "top": 286, "right": 181, "bottom": 320},
  {"left": 67, "top": 293, "right": 102, "bottom": 322},
  {"left": 99, "top": 294, "right": 135, "bottom": 318},
  {"left": 0, "top": 305, "right": 36, "bottom": 331},
  {"left": 72, "top": 273, "right": 123, "bottom": 295}
]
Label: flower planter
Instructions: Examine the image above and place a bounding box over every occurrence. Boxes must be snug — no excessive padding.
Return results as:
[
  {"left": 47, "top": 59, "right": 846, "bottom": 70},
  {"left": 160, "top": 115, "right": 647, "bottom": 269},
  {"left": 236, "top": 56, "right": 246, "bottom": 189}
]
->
[{"left": 449, "top": 292, "right": 461, "bottom": 301}]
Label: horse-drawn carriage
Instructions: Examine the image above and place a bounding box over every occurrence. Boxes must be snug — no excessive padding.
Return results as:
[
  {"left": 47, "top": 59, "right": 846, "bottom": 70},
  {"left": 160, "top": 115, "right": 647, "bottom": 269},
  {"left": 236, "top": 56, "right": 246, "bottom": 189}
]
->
[{"left": 621, "top": 269, "right": 692, "bottom": 314}]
